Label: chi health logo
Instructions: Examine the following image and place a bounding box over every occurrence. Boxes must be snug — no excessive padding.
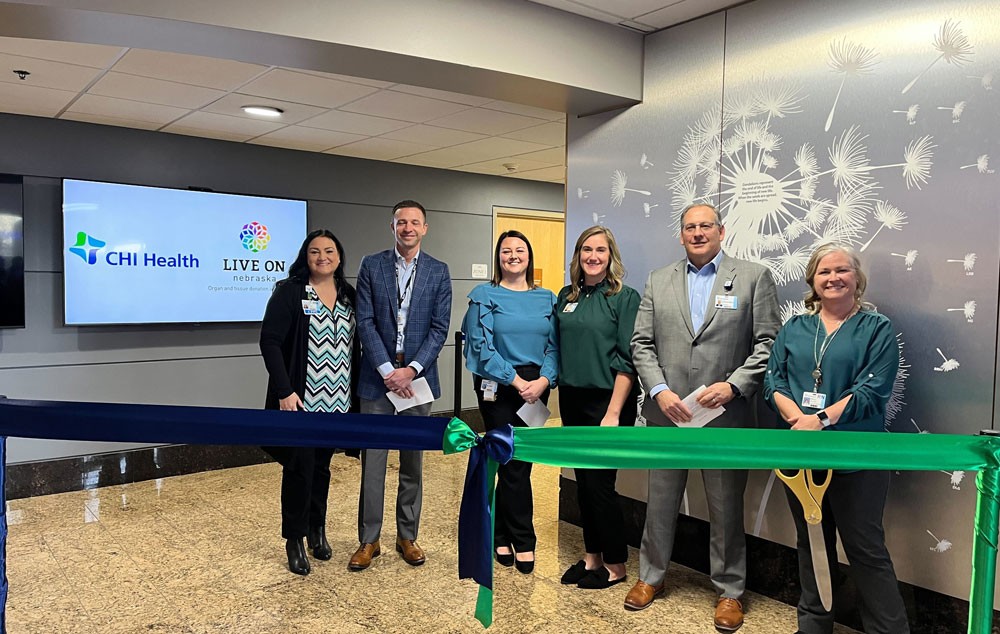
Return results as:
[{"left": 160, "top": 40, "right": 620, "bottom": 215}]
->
[
  {"left": 240, "top": 221, "right": 271, "bottom": 253},
  {"left": 69, "top": 231, "right": 106, "bottom": 264}
]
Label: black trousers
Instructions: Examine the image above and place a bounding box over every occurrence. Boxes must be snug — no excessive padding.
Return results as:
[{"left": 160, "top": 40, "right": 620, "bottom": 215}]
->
[
  {"left": 473, "top": 365, "right": 549, "bottom": 552},
  {"left": 264, "top": 446, "right": 336, "bottom": 540},
  {"left": 559, "top": 384, "right": 637, "bottom": 565},
  {"left": 784, "top": 469, "right": 910, "bottom": 634}
]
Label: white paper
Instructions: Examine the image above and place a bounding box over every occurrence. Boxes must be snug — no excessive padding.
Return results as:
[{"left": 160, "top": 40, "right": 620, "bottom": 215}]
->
[
  {"left": 516, "top": 400, "right": 551, "bottom": 428},
  {"left": 386, "top": 377, "right": 434, "bottom": 412},
  {"left": 676, "top": 385, "right": 725, "bottom": 428}
]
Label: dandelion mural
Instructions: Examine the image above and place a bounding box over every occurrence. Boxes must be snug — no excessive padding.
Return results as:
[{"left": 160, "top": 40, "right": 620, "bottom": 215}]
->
[
  {"left": 779, "top": 300, "right": 806, "bottom": 325},
  {"left": 643, "top": 202, "right": 658, "bottom": 218},
  {"left": 934, "top": 348, "right": 960, "bottom": 372},
  {"left": 927, "top": 530, "right": 953, "bottom": 553},
  {"left": 885, "top": 334, "right": 909, "bottom": 428},
  {"left": 577, "top": 187, "right": 590, "bottom": 199},
  {"left": 941, "top": 470, "right": 966, "bottom": 490},
  {"left": 937, "top": 100, "right": 967, "bottom": 123},
  {"left": 825, "top": 39, "right": 879, "bottom": 132},
  {"left": 611, "top": 170, "right": 652, "bottom": 207},
  {"left": 960, "top": 155, "right": 993, "bottom": 174},
  {"left": 902, "top": 19, "right": 974, "bottom": 94},
  {"left": 911, "top": 418, "right": 929, "bottom": 434},
  {"left": 892, "top": 104, "right": 920, "bottom": 125},
  {"left": 946, "top": 300, "right": 976, "bottom": 323},
  {"left": 890, "top": 250, "right": 919, "bottom": 270},
  {"left": 859, "top": 201, "right": 907, "bottom": 252},
  {"left": 592, "top": 212, "right": 606, "bottom": 225},
  {"left": 965, "top": 71, "right": 993, "bottom": 90},
  {"left": 640, "top": 153, "right": 655, "bottom": 169},
  {"left": 946, "top": 252, "right": 977, "bottom": 275}
]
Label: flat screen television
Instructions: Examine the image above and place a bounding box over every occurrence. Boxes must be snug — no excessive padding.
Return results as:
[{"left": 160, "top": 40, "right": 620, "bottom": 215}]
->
[
  {"left": 62, "top": 179, "right": 307, "bottom": 325},
  {"left": 0, "top": 174, "right": 25, "bottom": 329}
]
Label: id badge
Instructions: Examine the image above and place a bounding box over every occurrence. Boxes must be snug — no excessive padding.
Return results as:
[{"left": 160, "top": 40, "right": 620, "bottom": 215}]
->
[
  {"left": 481, "top": 379, "right": 498, "bottom": 402},
  {"left": 301, "top": 299, "right": 322, "bottom": 315},
  {"left": 715, "top": 294, "right": 738, "bottom": 310},
  {"left": 562, "top": 302, "right": 578, "bottom": 313},
  {"left": 801, "top": 391, "right": 827, "bottom": 409}
]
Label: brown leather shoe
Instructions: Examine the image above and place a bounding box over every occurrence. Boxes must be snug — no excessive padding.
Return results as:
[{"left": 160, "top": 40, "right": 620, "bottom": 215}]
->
[
  {"left": 623, "top": 580, "right": 664, "bottom": 611},
  {"left": 396, "top": 538, "right": 426, "bottom": 566},
  {"left": 714, "top": 597, "right": 744, "bottom": 631},
  {"left": 348, "top": 541, "right": 380, "bottom": 571}
]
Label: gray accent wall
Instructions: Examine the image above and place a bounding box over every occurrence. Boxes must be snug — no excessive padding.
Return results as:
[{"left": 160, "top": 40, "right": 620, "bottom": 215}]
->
[
  {"left": 567, "top": 0, "right": 999, "bottom": 603},
  {"left": 0, "top": 112, "right": 562, "bottom": 463}
]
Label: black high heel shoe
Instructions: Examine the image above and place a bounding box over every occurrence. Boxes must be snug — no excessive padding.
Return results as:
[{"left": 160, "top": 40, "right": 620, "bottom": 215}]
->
[
  {"left": 495, "top": 547, "right": 515, "bottom": 567},
  {"left": 286, "top": 538, "right": 311, "bottom": 575},
  {"left": 307, "top": 526, "right": 333, "bottom": 560},
  {"left": 514, "top": 552, "right": 535, "bottom": 574}
]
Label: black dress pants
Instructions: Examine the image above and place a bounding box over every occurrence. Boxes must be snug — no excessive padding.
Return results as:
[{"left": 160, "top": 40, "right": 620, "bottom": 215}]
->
[
  {"left": 265, "top": 446, "right": 336, "bottom": 540},
  {"left": 559, "top": 384, "right": 637, "bottom": 565},
  {"left": 473, "top": 365, "right": 549, "bottom": 553}
]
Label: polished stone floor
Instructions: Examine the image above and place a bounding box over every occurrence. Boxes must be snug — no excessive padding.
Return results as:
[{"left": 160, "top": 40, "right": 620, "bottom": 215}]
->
[{"left": 5, "top": 450, "right": 859, "bottom": 633}]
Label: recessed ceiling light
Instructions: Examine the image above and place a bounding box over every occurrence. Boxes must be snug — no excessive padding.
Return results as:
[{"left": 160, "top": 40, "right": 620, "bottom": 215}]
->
[{"left": 241, "top": 105, "right": 284, "bottom": 117}]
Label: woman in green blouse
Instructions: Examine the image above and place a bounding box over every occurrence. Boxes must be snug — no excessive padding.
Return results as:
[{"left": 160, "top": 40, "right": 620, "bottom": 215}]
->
[
  {"left": 763, "top": 244, "right": 908, "bottom": 633},
  {"left": 555, "top": 225, "right": 640, "bottom": 590}
]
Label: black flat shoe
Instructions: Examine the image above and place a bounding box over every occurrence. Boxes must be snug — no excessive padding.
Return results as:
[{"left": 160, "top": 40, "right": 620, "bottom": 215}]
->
[
  {"left": 578, "top": 567, "right": 626, "bottom": 589},
  {"left": 514, "top": 555, "right": 535, "bottom": 574},
  {"left": 285, "top": 538, "right": 311, "bottom": 576},
  {"left": 560, "top": 560, "right": 590, "bottom": 585},
  {"left": 307, "top": 526, "right": 332, "bottom": 560},
  {"left": 495, "top": 548, "right": 515, "bottom": 567}
]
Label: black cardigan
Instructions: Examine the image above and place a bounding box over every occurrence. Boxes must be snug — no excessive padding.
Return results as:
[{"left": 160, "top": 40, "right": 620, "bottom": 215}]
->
[{"left": 259, "top": 278, "right": 361, "bottom": 413}]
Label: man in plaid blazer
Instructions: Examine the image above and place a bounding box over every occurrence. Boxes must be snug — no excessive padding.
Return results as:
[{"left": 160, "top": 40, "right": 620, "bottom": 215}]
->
[{"left": 349, "top": 199, "right": 452, "bottom": 571}]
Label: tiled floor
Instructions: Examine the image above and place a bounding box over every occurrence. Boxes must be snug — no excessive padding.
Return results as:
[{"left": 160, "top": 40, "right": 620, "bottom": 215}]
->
[{"left": 4, "top": 450, "right": 859, "bottom": 633}]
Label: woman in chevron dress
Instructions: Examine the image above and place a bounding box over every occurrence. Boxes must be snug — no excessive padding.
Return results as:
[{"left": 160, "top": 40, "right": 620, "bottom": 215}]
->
[{"left": 260, "top": 229, "right": 360, "bottom": 576}]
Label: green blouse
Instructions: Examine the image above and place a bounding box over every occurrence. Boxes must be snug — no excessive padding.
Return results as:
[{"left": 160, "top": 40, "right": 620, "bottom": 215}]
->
[
  {"left": 763, "top": 310, "right": 899, "bottom": 433},
  {"left": 556, "top": 280, "right": 640, "bottom": 390}
]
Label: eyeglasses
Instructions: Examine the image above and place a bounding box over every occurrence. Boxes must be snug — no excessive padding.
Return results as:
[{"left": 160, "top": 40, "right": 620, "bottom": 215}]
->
[{"left": 682, "top": 222, "right": 718, "bottom": 234}]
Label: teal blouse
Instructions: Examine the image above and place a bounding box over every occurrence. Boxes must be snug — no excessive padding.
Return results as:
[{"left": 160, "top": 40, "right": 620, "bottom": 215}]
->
[{"left": 763, "top": 310, "right": 899, "bottom": 433}]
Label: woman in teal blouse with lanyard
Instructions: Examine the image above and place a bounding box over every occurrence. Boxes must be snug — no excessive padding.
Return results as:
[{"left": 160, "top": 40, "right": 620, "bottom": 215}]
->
[
  {"left": 763, "top": 244, "right": 908, "bottom": 634},
  {"left": 556, "top": 225, "right": 640, "bottom": 590},
  {"left": 462, "top": 230, "right": 558, "bottom": 573}
]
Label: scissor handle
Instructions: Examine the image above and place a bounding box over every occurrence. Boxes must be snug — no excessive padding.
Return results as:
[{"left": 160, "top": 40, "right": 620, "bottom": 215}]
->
[
  {"left": 806, "top": 469, "right": 832, "bottom": 504},
  {"left": 774, "top": 468, "right": 829, "bottom": 525}
]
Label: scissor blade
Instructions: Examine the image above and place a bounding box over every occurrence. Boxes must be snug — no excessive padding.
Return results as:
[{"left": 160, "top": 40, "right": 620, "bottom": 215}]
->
[{"left": 807, "top": 524, "right": 833, "bottom": 611}]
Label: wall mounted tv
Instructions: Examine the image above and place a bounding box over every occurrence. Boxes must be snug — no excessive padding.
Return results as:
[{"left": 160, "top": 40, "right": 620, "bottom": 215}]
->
[
  {"left": 0, "top": 174, "right": 25, "bottom": 329},
  {"left": 63, "top": 179, "right": 307, "bottom": 325}
]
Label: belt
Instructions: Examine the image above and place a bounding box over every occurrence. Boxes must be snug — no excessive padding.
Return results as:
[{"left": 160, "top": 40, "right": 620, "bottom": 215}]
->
[{"left": 394, "top": 352, "right": 405, "bottom": 368}]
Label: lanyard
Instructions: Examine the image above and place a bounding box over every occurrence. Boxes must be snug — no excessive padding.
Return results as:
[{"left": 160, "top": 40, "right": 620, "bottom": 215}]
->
[
  {"left": 811, "top": 313, "right": 850, "bottom": 391},
  {"left": 396, "top": 259, "right": 417, "bottom": 307}
]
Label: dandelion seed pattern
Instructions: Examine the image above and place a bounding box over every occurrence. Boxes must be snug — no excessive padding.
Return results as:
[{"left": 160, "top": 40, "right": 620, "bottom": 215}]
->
[
  {"left": 966, "top": 71, "right": 992, "bottom": 90},
  {"left": 936, "top": 100, "right": 967, "bottom": 123},
  {"left": 592, "top": 212, "right": 606, "bottom": 225},
  {"left": 960, "top": 155, "right": 994, "bottom": 174},
  {"left": 640, "top": 153, "right": 655, "bottom": 169},
  {"left": 941, "top": 470, "right": 966, "bottom": 490},
  {"left": 927, "top": 530, "right": 953, "bottom": 553},
  {"left": 890, "top": 250, "right": 918, "bottom": 270},
  {"left": 826, "top": 39, "right": 879, "bottom": 132},
  {"left": 946, "top": 253, "right": 976, "bottom": 275},
  {"left": 577, "top": 187, "right": 590, "bottom": 199},
  {"left": 859, "top": 201, "right": 907, "bottom": 252},
  {"left": 611, "top": 170, "right": 652, "bottom": 207},
  {"left": 886, "top": 334, "right": 909, "bottom": 428},
  {"left": 643, "top": 202, "right": 658, "bottom": 218},
  {"left": 911, "top": 418, "right": 930, "bottom": 434},
  {"left": 892, "top": 104, "right": 920, "bottom": 125},
  {"left": 779, "top": 300, "right": 807, "bottom": 324},
  {"left": 946, "top": 300, "right": 976, "bottom": 323},
  {"left": 934, "top": 348, "right": 960, "bottom": 372},
  {"left": 902, "top": 19, "right": 975, "bottom": 95}
]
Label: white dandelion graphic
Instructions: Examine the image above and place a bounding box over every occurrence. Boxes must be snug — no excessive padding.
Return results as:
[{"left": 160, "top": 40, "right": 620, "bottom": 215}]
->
[
  {"left": 946, "top": 253, "right": 977, "bottom": 275},
  {"left": 960, "top": 155, "right": 994, "bottom": 174},
  {"left": 966, "top": 71, "right": 993, "bottom": 90},
  {"left": 640, "top": 153, "right": 655, "bottom": 169},
  {"left": 937, "top": 100, "right": 967, "bottom": 123},
  {"left": 911, "top": 418, "right": 930, "bottom": 434},
  {"left": 577, "top": 187, "right": 590, "bottom": 199},
  {"left": 902, "top": 19, "right": 974, "bottom": 95},
  {"left": 885, "top": 333, "right": 909, "bottom": 428},
  {"left": 934, "top": 348, "right": 960, "bottom": 373},
  {"left": 592, "top": 212, "right": 606, "bottom": 225},
  {"left": 859, "top": 201, "right": 907, "bottom": 252},
  {"left": 890, "top": 250, "right": 919, "bottom": 270},
  {"left": 643, "top": 202, "right": 659, "bottom": 218},
  {"left": 926, "top": 530, "right": 953, "bottom": 553},
  {"left": 611, "top": 170, "right": 651, "bottom": 207},
  {"left": 941, "top": 470, "right": 966, "bottom": 490},
  {"left": 825, "top": 39, "right": 879, "bottom": 132},
  {"left": 892, "top": 104, "right": 920, "bottom": 125},
  {"left": 779, "top": 300, "right": 807, "bottom": 325},
  {"left": 946, "top": 301, "right": 976, "bottom": 323}
]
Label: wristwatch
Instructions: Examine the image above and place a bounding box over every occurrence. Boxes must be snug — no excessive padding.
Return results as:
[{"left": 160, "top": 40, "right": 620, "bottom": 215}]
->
[{"left": 816, "top": 410, "right": 832, "bottom": 428}]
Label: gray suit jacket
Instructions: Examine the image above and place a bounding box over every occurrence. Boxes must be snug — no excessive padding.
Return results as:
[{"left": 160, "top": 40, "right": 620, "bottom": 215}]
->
[{"left": 630, "top": 253, "right": 779, "bottom": 428}]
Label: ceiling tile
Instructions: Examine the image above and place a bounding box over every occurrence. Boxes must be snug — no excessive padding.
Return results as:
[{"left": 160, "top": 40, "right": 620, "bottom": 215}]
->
[
  {"left": 388, "top": 84, "right": 493, "bottom": 107},
  {"left": 391, "top": 154, "right": 459, "bottom": 169},
  {"left": 249, "top": 126, "right": 366, "bottom": 152},
  {"left": 161, "top": 111, "right": 284, "bottom": 140},
  {"left": 589, "top": 0, "right": 681, "bottom": 18},
  {"left": 299, "top": 109, "right": 411, "bottom": 136},
  {"left": 240, "top": 69, "right": 379, "bottom": 108},
  {"left": 0, "top": 82, "right": 77, "bottom": 117},
  {"left": 454, "top": 157, "right": 552, "bottom": 176},
  {"left": 325, "top": 137, "right": 438, "bottom": 161},
  {"left": 427, "top": 108, "right": 547, "bottom": 136},
  {"left": 163, "top": 127, "right": 252, "bottom": 143},
  {"left": 399, "top": 137, "right": 551, "bottom": 168},
  {"left": 0, "top": 53, "right": 102, "bottom": 92},
  {"left": 0, "top": 36, "right": 124, "bottom": 68},
  {"left": 202, "top": 93, "right": 326, "bottom": 125},
  {"left": 88, "top": 72, "right": 226, "bottom": 109},
  {"left": 505, "top": 165, "right": 566, "bottom": 182},
  {"left": 501, "top": 121, "right": 566, "bottom": 146},
  {"left": 339, "top": 91, "right": 471, "bottom": 123},
  {"left": 379, "top": 124, "right": 486, "bottom": 147},
  {"left": 68, "top": 93, "right": 189, "bottom": 126},
  {"left": 59, "top": 111, "right": 162, "bottom": 131},
  {"left": 287, "top": 68, "right": 394, "bottom": 88},
  {"left": 639, "top": 0, "right": 735, "bottom": 29},
  {"left": 112, "top": 48, "right": 267, "bottom": 90},
  {"left": 481, "top": 100, "right": 566, "bottom": 121},
  {"left": 510, "top": 146, "right": 565, "bottom": 165},
  {"left": 523, "top": 0, "right": 623, "bottom": 23}
]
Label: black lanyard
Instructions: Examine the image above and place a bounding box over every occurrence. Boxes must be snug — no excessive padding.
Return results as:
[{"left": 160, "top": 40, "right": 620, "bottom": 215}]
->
[{"left": 396, "top": 259, "right": 417, "bottom": 307}]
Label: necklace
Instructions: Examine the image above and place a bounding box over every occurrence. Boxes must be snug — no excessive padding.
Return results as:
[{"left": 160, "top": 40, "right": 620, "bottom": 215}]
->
[{"left": 811, "top": 307, "right": 857, "bottom": 391}]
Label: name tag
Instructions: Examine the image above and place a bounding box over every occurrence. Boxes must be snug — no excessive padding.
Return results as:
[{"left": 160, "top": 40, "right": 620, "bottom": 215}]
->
[
  {"left": 801, "top": 391, "right": 827, "bottom": 409},
  {"left": 301, "top": 300, "right": 322, "bottom": 315},
  {"left": 481, "top": 379, "right": 498, "bottom": 402},
  {"left": 715, "top": 295, "right": 738, "bottom": 310},
  {"left": 562, "top": 302, "right": 578, "bottom": 313}
]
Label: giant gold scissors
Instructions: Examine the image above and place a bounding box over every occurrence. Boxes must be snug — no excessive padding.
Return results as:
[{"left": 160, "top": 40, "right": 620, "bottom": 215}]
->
[{"left": 776, "top": 469, "right": 833, "bottom": 611}]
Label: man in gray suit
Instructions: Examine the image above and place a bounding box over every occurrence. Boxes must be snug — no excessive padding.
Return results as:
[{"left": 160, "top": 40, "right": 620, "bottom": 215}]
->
[{"left": 624, "top": 203, "right": 779, "bottom": 631}]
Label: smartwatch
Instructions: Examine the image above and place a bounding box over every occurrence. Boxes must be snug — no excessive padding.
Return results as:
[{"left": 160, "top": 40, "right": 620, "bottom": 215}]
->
[{"left": 816, "top": 410, "right": 832, "bottom": 428}]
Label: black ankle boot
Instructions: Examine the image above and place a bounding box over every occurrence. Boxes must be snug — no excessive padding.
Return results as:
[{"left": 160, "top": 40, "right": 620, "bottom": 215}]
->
[
  {"left": 307, "top": 526, "right": 333, "bottom": 560},
  {"left": 286, "top": 538, "right": 311, "bottom": 575}
]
